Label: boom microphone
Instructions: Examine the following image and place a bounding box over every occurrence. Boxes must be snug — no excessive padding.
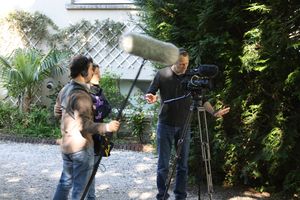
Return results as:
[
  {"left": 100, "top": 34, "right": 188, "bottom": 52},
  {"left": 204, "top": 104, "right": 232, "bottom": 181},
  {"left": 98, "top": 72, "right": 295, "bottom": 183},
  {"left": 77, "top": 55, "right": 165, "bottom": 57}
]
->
[{"left": 119, "top": 32, "right": 179, "bottom": 65}]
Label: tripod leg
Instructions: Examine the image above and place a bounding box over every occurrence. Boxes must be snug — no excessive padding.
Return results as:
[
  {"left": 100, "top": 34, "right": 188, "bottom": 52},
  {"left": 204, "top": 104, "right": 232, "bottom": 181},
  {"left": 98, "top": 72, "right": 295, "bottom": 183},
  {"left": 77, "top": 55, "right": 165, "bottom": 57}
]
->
[
  {"left": 197, "top": 107, "right": 213, "bottom": 200},
  {"left": 163, "top": 106, "right": 194, "bottom": 200}
]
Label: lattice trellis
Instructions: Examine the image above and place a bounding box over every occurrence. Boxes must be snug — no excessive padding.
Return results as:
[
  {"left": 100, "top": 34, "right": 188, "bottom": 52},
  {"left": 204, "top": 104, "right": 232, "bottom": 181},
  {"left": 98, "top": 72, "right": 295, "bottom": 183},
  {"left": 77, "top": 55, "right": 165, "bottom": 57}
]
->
[
  {"left": 66, "top": 21, "right": 154, "bottom": 80},
  {"left": 1, "top": 20, "right": 148, "bottom": 68},
  {"left": 0, "top": 22, "right": 46, "bottom": 105},
  {"left": 0, "top": 20, "right": 155, "bottom": 106},
  {"left": 1, "top": 93, "right": 42, "bottom": 108},
  {"left": 0, "top": 22, "right": 44, "bottom": 55}
]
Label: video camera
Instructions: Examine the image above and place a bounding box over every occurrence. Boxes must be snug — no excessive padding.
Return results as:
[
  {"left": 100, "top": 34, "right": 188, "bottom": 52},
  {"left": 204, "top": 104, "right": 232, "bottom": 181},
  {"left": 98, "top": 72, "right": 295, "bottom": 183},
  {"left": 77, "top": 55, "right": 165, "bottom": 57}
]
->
[{"left": 182, "top": 64, "right": 218, "bottom": 92}]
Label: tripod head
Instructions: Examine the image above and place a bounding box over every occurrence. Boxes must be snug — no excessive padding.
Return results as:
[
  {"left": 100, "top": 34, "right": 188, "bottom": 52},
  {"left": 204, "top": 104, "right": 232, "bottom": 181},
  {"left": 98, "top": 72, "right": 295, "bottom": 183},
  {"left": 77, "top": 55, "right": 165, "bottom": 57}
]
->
[
  {"left": 189, "top": 89, "right": 208, "bottom": 107},
  {"left": 164, "top": 88, "right": 208, "bottom": 108}
]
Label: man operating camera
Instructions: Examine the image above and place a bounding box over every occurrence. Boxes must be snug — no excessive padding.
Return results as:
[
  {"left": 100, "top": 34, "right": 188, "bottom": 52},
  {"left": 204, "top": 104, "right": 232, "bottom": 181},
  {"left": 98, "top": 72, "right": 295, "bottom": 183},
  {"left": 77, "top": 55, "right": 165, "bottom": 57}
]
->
[{"left": 145, "top": 48, "right": 230, "bottom": 200}]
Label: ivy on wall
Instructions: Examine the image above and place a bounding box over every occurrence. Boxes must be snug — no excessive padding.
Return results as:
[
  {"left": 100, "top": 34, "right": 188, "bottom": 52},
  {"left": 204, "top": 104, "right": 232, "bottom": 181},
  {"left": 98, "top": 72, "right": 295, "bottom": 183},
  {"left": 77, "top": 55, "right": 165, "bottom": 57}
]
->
[
  {"left": 51, "top": 19, "right": 125, "bottom": 51},
  {"left": 2, "top": 10, "right": 126, "bottom": 51},
  {"left": 6, "top": 10, "right": 59, "bottom": 45}
]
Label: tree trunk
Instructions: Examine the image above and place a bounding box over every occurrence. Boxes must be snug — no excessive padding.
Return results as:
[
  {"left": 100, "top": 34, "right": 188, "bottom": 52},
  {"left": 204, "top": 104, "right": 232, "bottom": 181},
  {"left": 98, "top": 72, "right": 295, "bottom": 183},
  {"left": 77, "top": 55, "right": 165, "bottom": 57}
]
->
[{"left": 22, "top": 95, "right": 32, "bottom": 112}]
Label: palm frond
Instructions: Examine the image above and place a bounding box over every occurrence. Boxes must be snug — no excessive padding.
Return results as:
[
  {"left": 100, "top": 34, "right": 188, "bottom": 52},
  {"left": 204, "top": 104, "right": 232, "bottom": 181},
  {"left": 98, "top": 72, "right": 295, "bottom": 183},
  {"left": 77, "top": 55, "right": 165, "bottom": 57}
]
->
[
  {"left": 0, "top": 55, "right": 12, "bottom": 69},
  {"left": 40, "top": 48, "right": 68, "bottom": 78},
  {"left": 1, "top": 47, "right": 68, "bottom": 111},
  {"left": 0, "top": 55, "right": 12, "bottom": 83}
]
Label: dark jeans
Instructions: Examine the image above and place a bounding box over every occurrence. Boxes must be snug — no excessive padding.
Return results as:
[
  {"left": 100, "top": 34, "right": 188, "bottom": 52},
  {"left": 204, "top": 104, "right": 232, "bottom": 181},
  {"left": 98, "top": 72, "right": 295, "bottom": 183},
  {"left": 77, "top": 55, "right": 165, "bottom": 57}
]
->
[
  {"left": 53, "top": 146, "right": 94, "bottom": 200},
  {"left": 156, "top": 123, "right": 190, "bottom": 200}
]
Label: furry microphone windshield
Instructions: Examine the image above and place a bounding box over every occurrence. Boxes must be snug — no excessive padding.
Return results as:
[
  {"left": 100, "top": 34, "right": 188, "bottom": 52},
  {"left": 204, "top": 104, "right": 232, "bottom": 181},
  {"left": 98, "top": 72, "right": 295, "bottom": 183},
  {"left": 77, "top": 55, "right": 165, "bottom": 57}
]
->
[{"left": 119, "top": 32, "right": 179, "bottom": 66}]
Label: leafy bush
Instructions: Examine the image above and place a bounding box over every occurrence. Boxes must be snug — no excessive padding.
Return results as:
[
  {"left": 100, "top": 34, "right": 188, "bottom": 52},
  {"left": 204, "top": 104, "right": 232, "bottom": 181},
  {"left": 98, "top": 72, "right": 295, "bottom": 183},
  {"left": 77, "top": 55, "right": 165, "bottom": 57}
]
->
[
  {"left": 127, "top": 92, "right": 153, "bottom": 144},
  {"left": 15, "top": 106, "right": 61, "bottom": 138},
  {"left": 0, "top": 102, "right": 23, "bottom": 132},
  {"left": 0, "top": 102, "right": 60, "bottom": 138},
  {"left": 130, "top": 112, "right": 147, "bottom": 143},
  {"left": 99, "top": 72, "right": 125, "bottom": 118}
]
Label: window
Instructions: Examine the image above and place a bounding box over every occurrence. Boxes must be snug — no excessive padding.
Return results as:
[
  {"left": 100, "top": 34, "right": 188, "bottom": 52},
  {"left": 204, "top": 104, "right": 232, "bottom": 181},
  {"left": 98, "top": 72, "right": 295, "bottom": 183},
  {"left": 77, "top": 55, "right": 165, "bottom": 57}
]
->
[
  {"left": 66, "top": 0, "right": 137, "bottom": 10},
  {"left": 73, "top": 0, "right": 133, "bottom": 3}
]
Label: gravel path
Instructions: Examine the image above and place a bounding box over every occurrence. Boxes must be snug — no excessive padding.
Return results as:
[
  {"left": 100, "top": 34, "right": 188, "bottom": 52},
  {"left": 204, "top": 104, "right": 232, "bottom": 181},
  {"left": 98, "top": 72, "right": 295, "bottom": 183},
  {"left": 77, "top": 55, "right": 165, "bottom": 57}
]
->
[{"left": 0, "top": 141, "right": 263, "bottom": 200}]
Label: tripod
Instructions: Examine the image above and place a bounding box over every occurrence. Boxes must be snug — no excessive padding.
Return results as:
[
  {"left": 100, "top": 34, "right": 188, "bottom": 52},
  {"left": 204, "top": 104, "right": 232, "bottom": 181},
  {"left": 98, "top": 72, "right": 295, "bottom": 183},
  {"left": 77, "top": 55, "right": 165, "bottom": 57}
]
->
[{"left": 163, "top": 94, "right": 213, "bottom": 200}]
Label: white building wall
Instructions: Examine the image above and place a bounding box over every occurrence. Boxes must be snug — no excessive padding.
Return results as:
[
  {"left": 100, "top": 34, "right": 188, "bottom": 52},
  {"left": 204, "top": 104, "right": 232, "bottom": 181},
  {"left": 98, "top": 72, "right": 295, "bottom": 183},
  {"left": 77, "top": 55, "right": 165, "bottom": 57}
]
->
[
  {"left": 31, "top": 1, "right": 139, "bottom": 28},
  {"left": 0, "top": 0, "right": 158, "bottom": 103},
  {"left": 0, "top": 0, "right": 139, "bottom": 27}
]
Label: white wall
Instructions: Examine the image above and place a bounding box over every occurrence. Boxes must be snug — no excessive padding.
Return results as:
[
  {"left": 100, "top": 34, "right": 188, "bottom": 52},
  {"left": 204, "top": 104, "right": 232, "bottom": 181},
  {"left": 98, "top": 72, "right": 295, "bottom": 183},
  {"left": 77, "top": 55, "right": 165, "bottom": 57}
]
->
[{"left": 0, "top": 0, "right": 139, "bottom": 27}]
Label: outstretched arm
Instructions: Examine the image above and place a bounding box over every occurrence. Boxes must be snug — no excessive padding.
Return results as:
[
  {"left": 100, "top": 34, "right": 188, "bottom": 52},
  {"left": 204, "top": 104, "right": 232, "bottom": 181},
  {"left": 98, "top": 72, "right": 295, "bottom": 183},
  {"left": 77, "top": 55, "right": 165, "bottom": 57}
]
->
[
  {"left": 145, "top": 72, "right": 160, "bottom": 104},
  {"left": 203, "top": 101, "right": 230, "bottom": 118}
]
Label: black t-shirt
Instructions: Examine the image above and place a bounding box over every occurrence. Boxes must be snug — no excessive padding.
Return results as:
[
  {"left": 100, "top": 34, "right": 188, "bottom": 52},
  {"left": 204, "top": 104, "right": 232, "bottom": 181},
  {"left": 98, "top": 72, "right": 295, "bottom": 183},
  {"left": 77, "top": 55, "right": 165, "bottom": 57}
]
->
[{"left": 147, "top": 67, "right": 192, "bottom": 126}]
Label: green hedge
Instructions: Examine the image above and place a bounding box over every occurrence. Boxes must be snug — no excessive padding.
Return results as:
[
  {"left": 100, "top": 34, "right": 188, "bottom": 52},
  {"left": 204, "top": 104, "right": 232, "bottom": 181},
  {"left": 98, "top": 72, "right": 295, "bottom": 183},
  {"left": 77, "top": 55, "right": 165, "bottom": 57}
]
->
[
  {"left": 0, "top": 102, "right": 60, "bottom": 138},
  {"left": 135, "top": 0, "right": 300, "bottom": 197}
]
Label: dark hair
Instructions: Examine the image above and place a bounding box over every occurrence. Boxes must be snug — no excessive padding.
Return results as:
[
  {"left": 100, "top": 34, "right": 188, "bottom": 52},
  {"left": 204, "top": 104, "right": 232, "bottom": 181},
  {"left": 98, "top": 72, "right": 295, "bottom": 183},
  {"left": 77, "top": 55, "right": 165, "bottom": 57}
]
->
[
  {"left": 92, "top": 63, "right": 99, "bottom": 71},
  {"left": 179, "top": 48, "right": 189, "bottom": 57},
  {"left": 70, "top": 55, "right": 93, "bottom": 78}
]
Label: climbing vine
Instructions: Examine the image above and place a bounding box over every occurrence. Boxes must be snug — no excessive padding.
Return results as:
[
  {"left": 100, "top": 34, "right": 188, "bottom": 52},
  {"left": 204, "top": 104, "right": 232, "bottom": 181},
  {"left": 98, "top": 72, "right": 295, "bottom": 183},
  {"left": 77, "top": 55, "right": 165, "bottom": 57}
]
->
[
  {"left": 3, "top": 10, "right": 125, "bottom": 49},
  {"left": 5, "top": 10, "right": 58, "bottom": 45}
]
